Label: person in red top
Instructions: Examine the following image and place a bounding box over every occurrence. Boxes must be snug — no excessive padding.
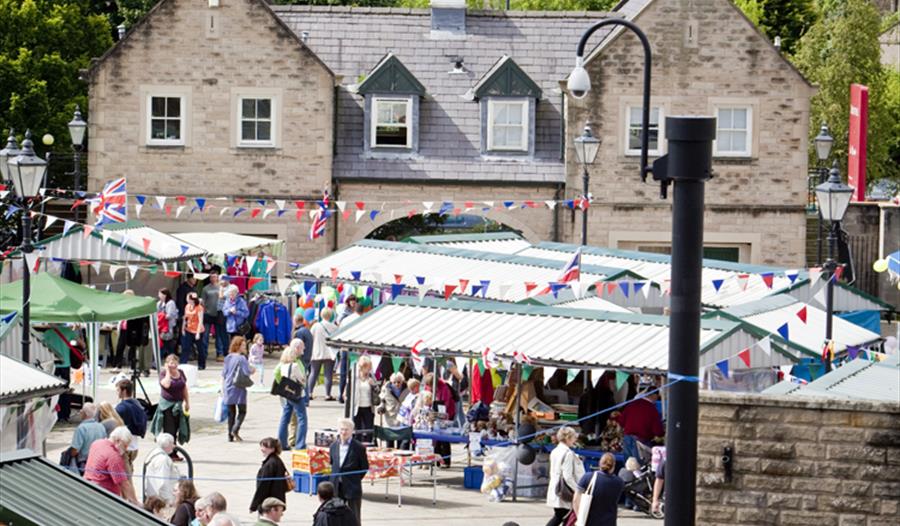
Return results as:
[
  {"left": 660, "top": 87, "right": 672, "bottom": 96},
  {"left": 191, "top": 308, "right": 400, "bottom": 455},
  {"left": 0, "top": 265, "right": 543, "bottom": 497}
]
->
[
  {"left": 614, "top": 382, "right": 664, "bottom": 464},
  {"left": 84, "top": 426, "right": 139, "bottom": 504}
]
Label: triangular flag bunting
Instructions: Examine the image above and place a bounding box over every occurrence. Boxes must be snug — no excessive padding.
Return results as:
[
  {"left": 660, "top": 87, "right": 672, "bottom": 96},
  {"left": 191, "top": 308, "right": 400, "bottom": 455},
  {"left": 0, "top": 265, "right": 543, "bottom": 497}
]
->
[
  {"left": 142, "top": 238, "right": 151, "bottom": 255},
  {"left": 716, "top": 359, "right": 730, "bottom": 378},
  {"left": 737, "top": 274, "right": 750, "bottom": 291},
  {"left": 443, "top": 284, "right": 456, "bottom": 300},
  {"left": 777, "top": 323, "right": 789, "bottom": 341},
  {"left": 566, "top": 369, "right": 578, "bottom": 385},
  {"left": 757, "top": 336, "right": 772, "bottom": 356},
  {"left": 43, "top": 215, "right": 58, "bottom": 231},
  {"left": 796, "top": 306, "right": 807, "bottom": 324},
  {"left": 458, "top": 279, "right": 469, "bottom": 294},
  {"left": 785, "top": 269, "right": 799, "bottom": 284},
  {"left": 760, "top": 272, "right": 774, "bottom": 289},
  {"left": 592, "top": 369, "right": 606, "bottom": 387},
  {"left": 737, "top": 348, "right": 751, "bottom": 367},
  {"left": 390, "top": 283, "right": 405, "bottom": 299},
  {"left": 711, "top": 279, "right": 724, "bottom": 292},
  {"left": 619, "top": 281, "right": 630, "bottom": 298},
  {"left": 614, "top": 370, "right": 629, "bottom": 391}
]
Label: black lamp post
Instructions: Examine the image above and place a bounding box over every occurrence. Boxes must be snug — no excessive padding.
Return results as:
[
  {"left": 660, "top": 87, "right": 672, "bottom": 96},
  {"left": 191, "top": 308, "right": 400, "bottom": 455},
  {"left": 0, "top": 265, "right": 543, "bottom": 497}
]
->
[
  {"left": 68, "top": 105, "right": 87, "bottom": 221},
  {"left": 7, "top": 130, "right": 48, "bottom": 365},
  {"left": 570, "top": 19, "right": 715, "bottom": 526},
  {"left": 573, "top": 123, "right": 600, "bottom": 245},
  {"left": 815, "top": 161, "right": 853, "bottom": 373},
  {"left": 813, "top": 123, "right": 834, "bottom": 265}
]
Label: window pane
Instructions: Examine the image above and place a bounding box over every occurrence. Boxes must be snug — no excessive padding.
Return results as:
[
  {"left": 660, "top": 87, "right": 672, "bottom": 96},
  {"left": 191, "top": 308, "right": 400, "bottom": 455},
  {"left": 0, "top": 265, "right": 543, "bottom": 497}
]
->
[
  {"left": 506, "top": 126, "right": 522, "bottom": 147},
  {"left": 391, "top": 103, "right": 407, "bottom": 124},
  {"left": 375, "top": 125, "right": 407, "bottom": 146},
  {"left": 494, "top": 104, "right": 508, "bottom": 125},
  {"left": 377, "top": 104, "right": 392, "bottom": 125},
  {"left": 648, "top": 127, "right": 658, "bottom": 150},
  {"left": 507, "top": 104, "right": 523, "bottom": 125},
  {"left": 732, "top": 131, "right": 746, "bottom": 152},
  {"left": 257, "top": 121, "right": 271, "bottom": 141},
  {"left": 257, "top": 99, "right": 271, "bottom": 119},
  {"left": 151, "top": 97, "right": 166, "bottom": 118},
  {"left": 732, "top": 108, "right": 747, "bottom": 129},
  {"left": 629, "top": 107, "right": 642, "bottom": 125},
  {"left": 166, "top": 119, "right": 180, "bottom": 140},
  {"left": 650, "top": 107, "right": 659, "bottom": 125},
  {"left": 718, "top": 108, "right": 732, "bottom": 129},
  {"left": 718, "top": 130, "right": 733, "bottom": 151},
  {"left": 166, "top": 98, "right": 180, "bottom": 118},
  {"left": 242, "top": 99, "right": 256, "bottom": 119},
  {"left": 628, "top": 128, "right": 642, "bottom": 151},
  {"left": 151, "top": 119, "right": 166, "bottom": 139},
  {"left": 242, "top": 121, "right": 255, "bottom": 141}
]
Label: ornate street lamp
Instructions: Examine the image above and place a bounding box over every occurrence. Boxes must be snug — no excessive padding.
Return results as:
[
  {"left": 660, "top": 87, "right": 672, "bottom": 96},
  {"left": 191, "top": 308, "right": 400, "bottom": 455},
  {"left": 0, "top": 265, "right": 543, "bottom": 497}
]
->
[
  {"left": 7, "top": 130, "right": 48, "bottom": 364},
  {"left": 573, "top": 123, "right": 600, "bottom": 245},
  {"left": 815, "top": 161, "right": 854, "bottom": 373},
  {"left": 813, "top": 123, "right": 833, "bottom": 265}
]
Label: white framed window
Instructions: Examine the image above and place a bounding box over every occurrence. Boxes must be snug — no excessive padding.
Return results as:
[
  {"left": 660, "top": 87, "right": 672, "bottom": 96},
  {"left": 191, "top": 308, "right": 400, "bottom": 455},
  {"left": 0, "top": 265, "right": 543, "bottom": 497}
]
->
[
  {"left": 625, "top": 106, "right": 662, "bottom": 156},
  {"left": 371, "top": 97, "right": 413, "bottom": 148},
  {"left": 487, "top": 99, "right": 528, "bottom": 152},
  {"left": 238, "top": 97, "right": 274, "bottom": 147},
  {"left": 714, "top": 106, "right": 752, "bottom": 157},
  {"left": 146, "top": 95, "right": 185, "bottom": 146}
]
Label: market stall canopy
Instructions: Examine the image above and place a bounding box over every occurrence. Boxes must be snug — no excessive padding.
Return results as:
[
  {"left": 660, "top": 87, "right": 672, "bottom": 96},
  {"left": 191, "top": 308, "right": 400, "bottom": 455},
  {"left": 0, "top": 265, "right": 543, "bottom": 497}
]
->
[
  {"left": 518, "top": 242, "right": 892, "bottom": 311},
  {"left": 763, "top": 354, "right": 899, "bottom": 402},
  {"left": 172, "top": 232, "right": 284, "bottom": 260},
  {"left": 28, "top": 220, "right": 206, "bottom": 263},
  {"left": 0, "top": 273, "right": 157, "bottom": 323},
  {"left": 295, "top": 239, "right": 644, "bottom": 303},
  {"left": 0, "top": 355, "right": 67, "bottom": 405},
  {"left": 404, "top": 232, "right": 532, "bottom": 255},
  {"left": 519, "top": 287, "right": 631, "bottom": 313},
  {"left": 0, "top": 449, "right": 169, "bottom": 525},
  {"left": 708, "top": 295, "right": 883, "bottom": 357},
  {"left": 0, "top": 314, "right": 58, "bottom": 371},
  {"left": 328, "top": 297, "right": 797, "bottom": 373}
]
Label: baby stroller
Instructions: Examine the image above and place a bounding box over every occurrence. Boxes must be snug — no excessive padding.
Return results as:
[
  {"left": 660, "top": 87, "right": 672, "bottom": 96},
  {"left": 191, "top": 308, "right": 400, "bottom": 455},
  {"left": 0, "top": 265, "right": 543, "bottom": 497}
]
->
[{"left": 622, "top": 463, "right": 664, "bottom": 519}]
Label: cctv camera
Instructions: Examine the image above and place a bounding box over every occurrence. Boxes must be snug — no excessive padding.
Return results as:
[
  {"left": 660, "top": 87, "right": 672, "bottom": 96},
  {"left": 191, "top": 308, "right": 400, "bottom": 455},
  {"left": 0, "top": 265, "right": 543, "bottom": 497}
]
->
[{"left": 567, "top": 60, "right": 591, "bottom": 99}]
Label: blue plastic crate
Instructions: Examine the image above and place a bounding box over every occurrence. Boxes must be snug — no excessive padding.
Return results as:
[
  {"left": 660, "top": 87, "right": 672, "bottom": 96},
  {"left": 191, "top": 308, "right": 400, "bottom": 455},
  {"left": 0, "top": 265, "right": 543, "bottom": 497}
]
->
[
  {"left": 463, "top": 465, "right": 484, "bottom": 490},
  {"left": 294, "top": 471, "right": 329, "bottom": 495}
]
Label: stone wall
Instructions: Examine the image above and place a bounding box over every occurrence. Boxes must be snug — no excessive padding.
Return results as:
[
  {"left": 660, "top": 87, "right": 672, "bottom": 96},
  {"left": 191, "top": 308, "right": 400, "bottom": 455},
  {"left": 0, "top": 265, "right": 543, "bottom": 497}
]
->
[
  {"left": 697, "top": 391, "right": 900, "bottom": 526},
  {"left": 566, "top": 0, "right": 815, "bottom": 267},
  {"left": 86, "top": 0, "right": 335, "bottom": 264}
]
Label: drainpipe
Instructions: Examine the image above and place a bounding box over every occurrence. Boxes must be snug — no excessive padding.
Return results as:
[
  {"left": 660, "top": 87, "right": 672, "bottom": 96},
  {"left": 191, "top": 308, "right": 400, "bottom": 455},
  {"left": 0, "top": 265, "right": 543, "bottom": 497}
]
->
[{"left": 553, "top": 183, "right": 563, "bottom": 242}]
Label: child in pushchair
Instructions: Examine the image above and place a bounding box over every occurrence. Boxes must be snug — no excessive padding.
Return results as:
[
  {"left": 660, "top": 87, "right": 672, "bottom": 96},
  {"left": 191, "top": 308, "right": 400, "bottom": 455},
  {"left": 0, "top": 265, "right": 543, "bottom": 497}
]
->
[{"left": 621, "top": 460, "right": 664, "bottom": 518}]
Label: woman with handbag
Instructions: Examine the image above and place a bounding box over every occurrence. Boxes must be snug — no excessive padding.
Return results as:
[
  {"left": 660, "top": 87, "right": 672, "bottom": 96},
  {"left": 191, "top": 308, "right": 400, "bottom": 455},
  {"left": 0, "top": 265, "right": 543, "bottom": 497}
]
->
[
  {"left": 222, "top": 336, "right": 255, "bottom": 442},
  {"left": 547, "top": 426, "right": 585, "bottom": 526},
  {"left": 250, "top": 437, "right": 290, "bottom": 515},
  {"left": 221, "top": 285, "right": 250, "bottom": 340},
  {"left": 274, "top": 345, "right": 308, "bottom": 450},
  {"left": 308, "top": 308, "right": 338, "bottom": 400},
  {"left": 573, "top": 452, "right": 625, "bottom": 526}
]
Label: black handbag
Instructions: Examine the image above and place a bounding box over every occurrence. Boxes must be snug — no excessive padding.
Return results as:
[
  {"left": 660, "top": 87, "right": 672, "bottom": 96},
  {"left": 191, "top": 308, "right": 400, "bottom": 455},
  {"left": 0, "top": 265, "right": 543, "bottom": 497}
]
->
[
  {"left": 555, "top": 450, "right": 576, "bottom": 502},
  {"left": 232, "top": 364, "right": 254, "bottom": 389},
  {"left": 237, "top": 319, "right": 252, "bottom": 337},
  {"left": 272, "top": 364, "right": 305, "bottom": 401}
]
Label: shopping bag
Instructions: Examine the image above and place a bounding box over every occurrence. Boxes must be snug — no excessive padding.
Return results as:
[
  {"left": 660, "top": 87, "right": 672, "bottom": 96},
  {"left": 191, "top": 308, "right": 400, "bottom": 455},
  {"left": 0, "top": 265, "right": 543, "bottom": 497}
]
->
[
  {"left": 213, "top": 396, "right": 229, "bottom": 423},
  {"left": 575, "top": 472, "right": 598, "bottom": 526}
]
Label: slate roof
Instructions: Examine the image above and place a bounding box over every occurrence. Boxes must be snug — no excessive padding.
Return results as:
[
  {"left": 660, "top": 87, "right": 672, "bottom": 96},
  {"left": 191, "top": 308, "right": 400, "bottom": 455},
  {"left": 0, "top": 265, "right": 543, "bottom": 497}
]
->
[{"left": 274, "top": 6, "right": 613, "bottom": 183}]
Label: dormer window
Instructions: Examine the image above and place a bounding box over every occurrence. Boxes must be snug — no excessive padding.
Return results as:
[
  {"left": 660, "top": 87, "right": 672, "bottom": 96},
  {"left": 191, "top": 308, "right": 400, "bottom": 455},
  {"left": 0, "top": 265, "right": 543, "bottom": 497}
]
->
[
  {"left": 358, "top": 53, "right": 425, "bottom": 154},
  {"left": 466, "top": 56, "right": 541, "bottom": 156}
]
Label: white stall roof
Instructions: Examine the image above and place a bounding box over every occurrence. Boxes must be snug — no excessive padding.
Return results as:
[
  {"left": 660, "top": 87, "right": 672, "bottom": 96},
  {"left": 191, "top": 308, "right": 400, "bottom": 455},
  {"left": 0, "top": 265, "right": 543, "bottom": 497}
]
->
[
  {"left": 0, "top": 354, "right": 66, "bottom": 404},
  {"left": 172, "top": 232, "right": 284, "bottom": 257},
  {"left": 295, "top": 240, "right": 643, "bottom": 303},
  {"left": 405, "top": 232, "right": 532, "bottom": 255},
  {"left": 31, "top": 221, "right": 205, "bottom": 263},
  {"left": 763, "top": 354, "right": 899, "bottom": 403},
  {"left": 520, "top": 242, "right": 801, "bottom": 309},
  {"left": 713, "top": 295, "right": 883, "bottom": 355},
  {"left": 328, "top": 297, "right": 795, "bottom": 372}
]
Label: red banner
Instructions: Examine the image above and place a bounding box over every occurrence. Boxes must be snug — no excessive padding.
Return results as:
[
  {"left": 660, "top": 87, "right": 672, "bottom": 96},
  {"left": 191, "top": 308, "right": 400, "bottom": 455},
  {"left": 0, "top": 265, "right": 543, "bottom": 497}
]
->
[{"left": 848, "top": 84, "right": 868, "bottom": 202}]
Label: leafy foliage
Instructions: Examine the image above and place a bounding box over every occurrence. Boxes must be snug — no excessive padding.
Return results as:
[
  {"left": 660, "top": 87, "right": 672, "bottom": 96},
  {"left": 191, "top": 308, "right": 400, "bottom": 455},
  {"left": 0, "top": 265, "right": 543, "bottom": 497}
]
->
[
  {"left": 733, "top": 0, "right": 818, "bottom": 55},
  {"left": 792, "top": 0, "right": 897, "bottom": 184},
  {"left": 0, "top": 0, "right": 112, "bottom": 157}
]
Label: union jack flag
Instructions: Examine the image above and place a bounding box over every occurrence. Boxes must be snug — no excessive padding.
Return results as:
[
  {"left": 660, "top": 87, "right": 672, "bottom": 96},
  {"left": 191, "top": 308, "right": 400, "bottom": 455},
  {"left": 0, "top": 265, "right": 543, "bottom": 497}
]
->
[
  {"left": 536, "top": 247, "right": 581, "bottom": 296},
  {"left": 309, "top": 189, "right": 331, "bottom": 240},
  {"left": 482, "top": 346, "right": 498, "bottom": 369},
  {"left": 91, "top": 178, "right": 127, "bottom": 226},
  {"left": 512, "top": 349, "right": 533, "bottom": 365}
]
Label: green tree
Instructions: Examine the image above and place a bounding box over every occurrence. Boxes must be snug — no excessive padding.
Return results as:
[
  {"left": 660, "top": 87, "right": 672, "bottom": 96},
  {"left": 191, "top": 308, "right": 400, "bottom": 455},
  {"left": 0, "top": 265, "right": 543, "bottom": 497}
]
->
[
  {"left": 733, "top": 0, "right": 818, "bottom": 55},
  {"left": 793, "top": 0, "right": 897, "bottom": 184},
  {"left": 0, "top": 0, "right": 112, "bottom": 157}
]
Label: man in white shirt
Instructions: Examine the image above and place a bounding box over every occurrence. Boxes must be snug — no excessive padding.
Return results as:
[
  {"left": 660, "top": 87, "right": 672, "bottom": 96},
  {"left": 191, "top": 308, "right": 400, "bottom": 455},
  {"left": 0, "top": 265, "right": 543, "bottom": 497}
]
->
[{"left": 144, "top": 433, "right": 180, "bottom": 504}]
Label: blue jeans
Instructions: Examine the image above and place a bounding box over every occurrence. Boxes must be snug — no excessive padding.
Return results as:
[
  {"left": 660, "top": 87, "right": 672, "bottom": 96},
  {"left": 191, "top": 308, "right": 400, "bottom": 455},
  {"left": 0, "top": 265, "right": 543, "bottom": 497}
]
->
[
  {"left": 180, "top": 332, "right": 206, "bottom": 369},
  {"left": 623, "top": 434, "right": 644, "bottom": 465},
  {"left": 279, "top": 397, "right": 308, "bottom": 450},
  {"left": 202, "top": 313, "right": 229, "bottom": 358}
]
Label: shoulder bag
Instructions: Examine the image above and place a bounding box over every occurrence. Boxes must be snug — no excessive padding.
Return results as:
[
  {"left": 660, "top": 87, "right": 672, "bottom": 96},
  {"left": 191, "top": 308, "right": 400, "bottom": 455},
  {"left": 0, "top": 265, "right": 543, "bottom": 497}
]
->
[
  {"left": 272, "top": 364, "right": 305, "bottom": 401},
  {"left": 555, "top": 450, "right": 575, "bottom": 502},
  {"left": 232, "top": 360, "right": 255, "bottom": 389},
  {"left": 575, "top": 472, "right": 598, "bottom": 526}
]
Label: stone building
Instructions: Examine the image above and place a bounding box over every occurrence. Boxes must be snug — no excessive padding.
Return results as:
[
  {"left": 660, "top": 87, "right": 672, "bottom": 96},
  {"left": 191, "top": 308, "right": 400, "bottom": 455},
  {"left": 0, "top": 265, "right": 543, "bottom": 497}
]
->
[
  {"left": 84, "top": 0, "right": 336, "bottom": 264},
  {"left": 83, "top": 0, "right": 815, "bottom": 268},
  {"left": 565, "top": 0, "right": 815, "bottom": 267}
]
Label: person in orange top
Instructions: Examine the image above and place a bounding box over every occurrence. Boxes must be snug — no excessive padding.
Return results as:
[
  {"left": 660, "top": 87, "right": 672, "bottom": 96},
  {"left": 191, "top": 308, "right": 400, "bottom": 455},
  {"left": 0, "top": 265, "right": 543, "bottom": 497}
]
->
[{"left": 180, "top": 292, "right": 206, "bottom": 369}]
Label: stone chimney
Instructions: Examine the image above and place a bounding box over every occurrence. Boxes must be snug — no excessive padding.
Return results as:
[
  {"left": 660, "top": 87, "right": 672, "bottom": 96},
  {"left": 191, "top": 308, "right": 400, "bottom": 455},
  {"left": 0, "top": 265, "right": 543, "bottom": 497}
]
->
[{"left": 431, "top": 0, "right": 466, "bottom": 36}]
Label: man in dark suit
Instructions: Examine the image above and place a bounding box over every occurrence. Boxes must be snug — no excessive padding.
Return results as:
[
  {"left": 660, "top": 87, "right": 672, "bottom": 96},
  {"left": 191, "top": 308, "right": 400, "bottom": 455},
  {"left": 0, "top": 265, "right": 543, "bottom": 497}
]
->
[{"left": 329, "top": 418, "right": 369, "bottom": 523}]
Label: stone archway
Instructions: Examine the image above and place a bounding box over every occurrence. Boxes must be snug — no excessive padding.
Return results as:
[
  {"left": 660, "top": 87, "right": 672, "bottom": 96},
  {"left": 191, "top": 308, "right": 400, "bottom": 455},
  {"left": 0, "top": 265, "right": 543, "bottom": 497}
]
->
[{"left": 344, "top": 209, "right": 544, "bottom": 245}]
